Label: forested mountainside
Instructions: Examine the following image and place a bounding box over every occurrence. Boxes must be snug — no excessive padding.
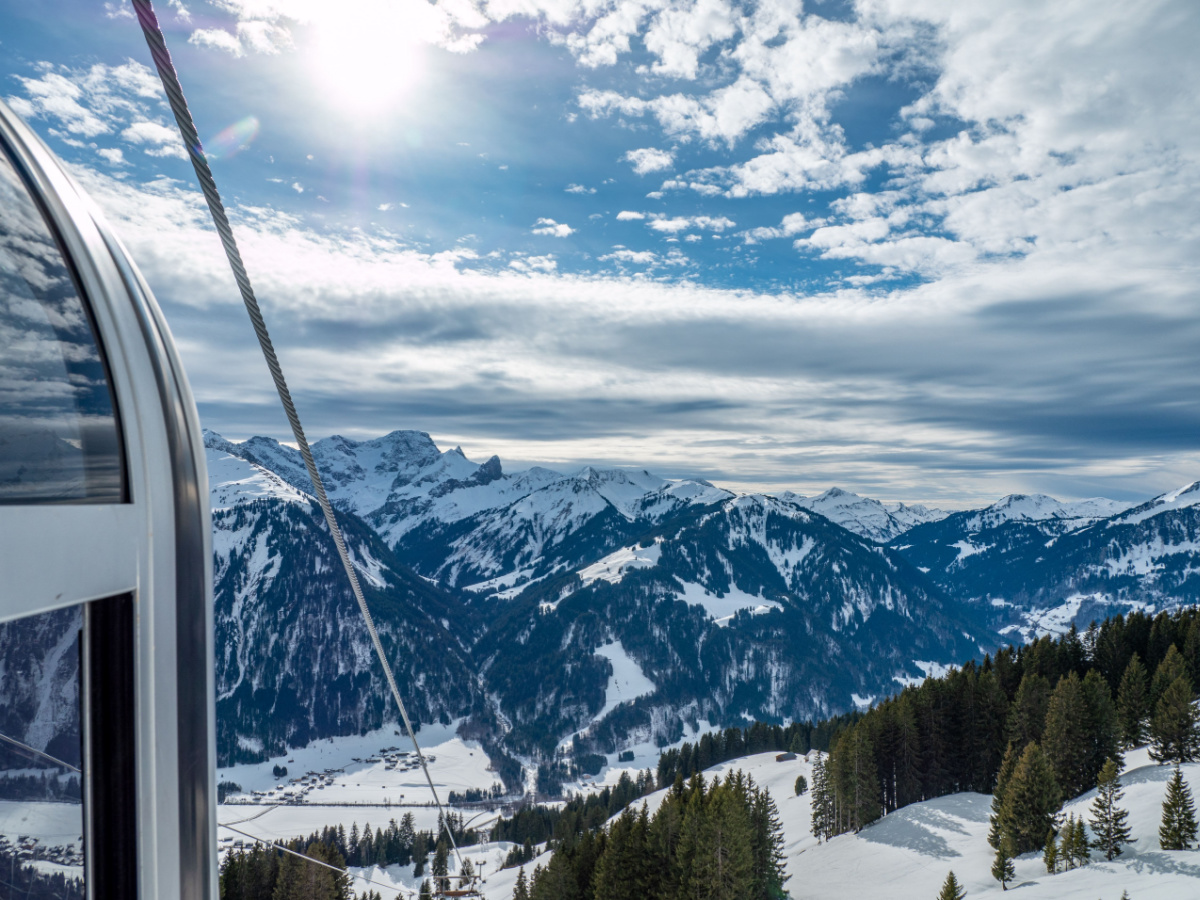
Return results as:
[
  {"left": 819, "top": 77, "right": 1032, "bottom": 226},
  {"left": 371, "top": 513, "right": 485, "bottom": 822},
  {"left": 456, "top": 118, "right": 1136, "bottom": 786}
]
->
[
  {"left": 202, "top": 428, "right": 1200, "bottom": 777},
  {"left": 209, "top": 446, "right": 488, "bottom": 767},
  {"left": 892, "top": 485, "right": 1200, "bottom": 638},
  {"left": 478, "top": 495, "right": 985, "bottom": 761}
]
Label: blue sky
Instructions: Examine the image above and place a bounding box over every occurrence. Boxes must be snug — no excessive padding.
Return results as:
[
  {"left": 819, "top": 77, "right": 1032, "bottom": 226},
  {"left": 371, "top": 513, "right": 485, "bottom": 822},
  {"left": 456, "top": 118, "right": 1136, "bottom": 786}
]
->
[{"left": 2, "top": 0, "right": 1198, "bottom": 505}]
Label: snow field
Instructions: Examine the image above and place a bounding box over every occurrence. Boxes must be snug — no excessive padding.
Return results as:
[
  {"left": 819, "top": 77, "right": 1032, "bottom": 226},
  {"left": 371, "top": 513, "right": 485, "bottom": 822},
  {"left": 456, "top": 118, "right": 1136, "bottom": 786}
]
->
[
  {"left": 217, "top": 722, "right": 499, "bottom": 809},
  {"left": 488, "top": 748, "right": 1200, "bottom": 899}
]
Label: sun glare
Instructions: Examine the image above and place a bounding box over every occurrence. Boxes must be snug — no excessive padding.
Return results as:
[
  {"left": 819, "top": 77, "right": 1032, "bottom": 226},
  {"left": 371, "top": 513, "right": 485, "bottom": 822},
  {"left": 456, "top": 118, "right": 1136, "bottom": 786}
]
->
[{"left": 309, "top": 6, "right": 428, "bottom": 116}]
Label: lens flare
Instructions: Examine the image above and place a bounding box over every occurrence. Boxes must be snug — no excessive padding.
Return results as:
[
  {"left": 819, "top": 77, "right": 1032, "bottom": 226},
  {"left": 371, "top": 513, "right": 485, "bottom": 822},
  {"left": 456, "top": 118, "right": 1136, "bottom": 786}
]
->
[{"left": 205, "top": 116, "right": 260, "bottom": 160}]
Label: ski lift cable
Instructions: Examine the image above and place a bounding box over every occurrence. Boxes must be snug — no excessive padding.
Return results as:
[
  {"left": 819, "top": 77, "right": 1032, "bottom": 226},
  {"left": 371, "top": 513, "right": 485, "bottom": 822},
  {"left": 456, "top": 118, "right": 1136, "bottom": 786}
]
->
[
  {"left": 218, "top": 823, "right": 418, "bottom": 898},
  {"left": 0, "top": 730, "right": 80, "bottom": 774},
  {"left": 130, "top": 0, "right": 464, "bottom": 869}
]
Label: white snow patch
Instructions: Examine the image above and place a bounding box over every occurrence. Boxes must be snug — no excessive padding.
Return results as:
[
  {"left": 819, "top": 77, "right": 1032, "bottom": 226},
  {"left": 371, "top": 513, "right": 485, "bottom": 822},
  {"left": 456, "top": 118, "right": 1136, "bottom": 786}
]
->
[
  {"left": 578, "top": 542, "right": 662, "bottom": 586},
  {"left": 673, "top": 580, "right": 782, "bottom": 626},
  {"left": 592, "top": 641, "right": 656, "bottom": 722},
  {"left": 951, "top": 539, "right": 990, "bottom": 562}
]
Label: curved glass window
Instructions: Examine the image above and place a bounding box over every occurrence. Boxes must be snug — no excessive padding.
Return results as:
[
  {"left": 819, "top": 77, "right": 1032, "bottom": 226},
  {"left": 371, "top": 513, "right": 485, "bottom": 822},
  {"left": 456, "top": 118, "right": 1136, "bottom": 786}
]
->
[{"left": 0, "top": 145, "right": 123, "bottom": 504}]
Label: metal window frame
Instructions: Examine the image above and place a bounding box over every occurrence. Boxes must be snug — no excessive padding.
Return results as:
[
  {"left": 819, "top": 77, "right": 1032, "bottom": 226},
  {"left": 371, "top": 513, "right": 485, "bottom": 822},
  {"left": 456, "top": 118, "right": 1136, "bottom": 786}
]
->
[{"left": 0, "top": 99, "right": 216, "bottom": 899}]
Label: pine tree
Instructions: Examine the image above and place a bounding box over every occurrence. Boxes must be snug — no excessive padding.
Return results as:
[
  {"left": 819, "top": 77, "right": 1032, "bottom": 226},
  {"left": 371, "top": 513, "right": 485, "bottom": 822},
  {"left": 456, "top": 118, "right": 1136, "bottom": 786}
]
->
[
  {"left": 1159, "top": 764, "right": 1199, "bottom": 850},
  {"left": 997, "top": 742, "right": 1062, "bottom": 854},
  {"left": 1151, "top": 645, "right": 1190, "bottom": 708},
  {"left": 1149, "top": 675, "right": 1200, "bottom": 764},
  {"left": 750, "top": 783, "right": 789, "bottom": 900},
  {"left": 794, "top": 775, "right": 807, "bottom": 796},
  {"left": 1006, "top": 673, "right": 1051, "bottom": 749},
  {"left": 1117, "top": 653, "right": 1150, "bottom": 748},
  {"left": 1042, "top": 827, "right": 1058, "bottom": 874},
  {"left": 1088, "top": 758, "right": 1132, "bottom": 860},
  {"left": 810, "top": 754, "right": 834, "bottom": 842},
  {"left": 988, "top": 743, "right": 1019, "bottom": 850},
  {"left": 1043, "top": 672, "right": 1091, "bottom": 798},
  {"left": 1060, "top": 815, "right": 1089, "bottom": 869},
  {"left": 418, "top": 879, "right": 432, "bottom": 900},
  {"left": 937, "top": 870, "right": 966, "bottom": 900},
  {"left": 991, "top": 836, "right": 1015, "bottom": 891},
  {"left": 1082, "top": 668, "right": 1122, "bottom": 786}
]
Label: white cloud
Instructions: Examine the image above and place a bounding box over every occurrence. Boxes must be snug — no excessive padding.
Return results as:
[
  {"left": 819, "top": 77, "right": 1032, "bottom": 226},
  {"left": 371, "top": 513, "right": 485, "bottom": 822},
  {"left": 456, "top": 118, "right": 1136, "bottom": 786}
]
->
[
  {"left": 49, "top": 157, "right": 1200, "bottom": 503},
  {"left": 532, "top": 217, "right": 575, "bottom": 237},
  {"left": 188, "top": 28, "right": 244, "bottom": 56},
  {"left": 624, "top": 147, "right": 674, "bottom": 175},
  {"left": 643, "top": 0, "right": 738, "bottom": 80},
  {"left": 648, "top": 215, "right": 736, "bottom": 233},
  {"left": 742, "top": 212, "right": 813, "bottom": 243},
  {"left": 96, "top": 147, "right": 128, "bottom": 166},
  {"left": 510, "top": 254, "right": 558, "bottom": 272},
  {"left": 565, "top": 183, "right": 596, "bottom": 194},
  {"left": 616, "top": 210, "right": 645, "bottom": 220}
]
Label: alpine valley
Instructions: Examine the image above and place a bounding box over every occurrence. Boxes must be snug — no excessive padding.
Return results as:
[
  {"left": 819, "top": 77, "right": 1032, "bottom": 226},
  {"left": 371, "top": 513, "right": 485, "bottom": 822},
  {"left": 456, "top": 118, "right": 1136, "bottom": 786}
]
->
[{"left": 203, "top": 428, "right": 1200, "bottom": 788}]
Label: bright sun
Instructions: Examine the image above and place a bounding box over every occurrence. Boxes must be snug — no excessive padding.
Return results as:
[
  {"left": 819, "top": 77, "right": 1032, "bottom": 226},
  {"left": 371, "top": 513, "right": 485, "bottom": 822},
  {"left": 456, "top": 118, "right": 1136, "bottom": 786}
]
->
[{"left": 309, "top": 5, "right": 428, "bottom": 116}]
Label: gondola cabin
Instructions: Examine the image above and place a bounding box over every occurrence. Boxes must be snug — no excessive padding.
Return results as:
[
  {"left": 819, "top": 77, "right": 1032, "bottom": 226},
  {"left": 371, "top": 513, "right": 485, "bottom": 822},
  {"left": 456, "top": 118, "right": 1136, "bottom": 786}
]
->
[{"left": 0, "top": 98, "right": 216, "bottom": 898}]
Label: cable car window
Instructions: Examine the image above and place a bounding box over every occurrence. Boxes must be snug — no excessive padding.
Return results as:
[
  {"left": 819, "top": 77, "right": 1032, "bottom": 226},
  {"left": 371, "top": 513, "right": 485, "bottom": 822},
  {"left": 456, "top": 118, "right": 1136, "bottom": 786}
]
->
[
  {"left": 0, "top": 146, "right": 123, "bottom": 505},
  {"left": 0, "top": 604, "right": 84, "bottom": 898}
]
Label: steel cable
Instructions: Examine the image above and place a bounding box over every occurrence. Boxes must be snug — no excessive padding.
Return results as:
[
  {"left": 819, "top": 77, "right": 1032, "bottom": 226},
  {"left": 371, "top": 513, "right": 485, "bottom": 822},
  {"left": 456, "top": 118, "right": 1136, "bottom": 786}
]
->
[{"left": 130, "top": 0, "right": 464, "bottom": 870}]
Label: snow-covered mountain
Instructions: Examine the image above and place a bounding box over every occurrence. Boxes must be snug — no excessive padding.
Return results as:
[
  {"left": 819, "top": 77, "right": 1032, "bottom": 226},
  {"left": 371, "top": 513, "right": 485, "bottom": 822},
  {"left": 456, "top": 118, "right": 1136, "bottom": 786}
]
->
[
  {"left": 207, "top": 429, "right": 733, "bottom": 593},
  {"left": 202, "top": 427, "right": 1200, "bottom": 774},
  {"left": 477, "top": 493, "right": 987, "bottom": 757},
  {"left": 205, "top": 439, "right": 490, "bottom": 768},
  {"left": 780, "top": 487, "right": 947, "bottom": 543},
  {"left": 891, "top": 484, "right": 1199, "bottom": 640}
]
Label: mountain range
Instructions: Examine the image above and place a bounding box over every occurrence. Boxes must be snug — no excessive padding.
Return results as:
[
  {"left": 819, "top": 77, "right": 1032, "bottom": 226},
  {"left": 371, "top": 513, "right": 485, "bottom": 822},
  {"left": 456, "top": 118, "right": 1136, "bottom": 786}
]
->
[{"left": 201, "top": 428, "right": 1200, "bottom": 784}]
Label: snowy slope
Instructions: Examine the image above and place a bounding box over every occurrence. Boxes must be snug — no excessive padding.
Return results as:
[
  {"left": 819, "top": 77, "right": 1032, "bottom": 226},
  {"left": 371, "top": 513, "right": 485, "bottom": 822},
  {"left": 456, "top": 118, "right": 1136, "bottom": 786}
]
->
[
  {"left": 958, "top": 493, "right": 1133, "bottom": 532},
  {"left": 481, "top": 747, "right": 1200, "bottom": 900},
  {"left": 781, "top": 487, "right": 947, "bottom": 543},
  {"left": 894, "top": 482, "right": 1200, "bottom": 637},
  {"left": 208, "top": 429, "right": 733, "bottom": 592},
  {"left": 478, "top": 493, "right": 986, "bottom": 756}
]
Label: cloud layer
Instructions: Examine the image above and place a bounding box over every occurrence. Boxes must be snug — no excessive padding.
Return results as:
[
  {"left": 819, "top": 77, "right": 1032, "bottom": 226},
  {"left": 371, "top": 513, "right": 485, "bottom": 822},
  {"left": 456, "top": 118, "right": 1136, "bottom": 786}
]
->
[{"left": 5, "top": 0, "right": 1199, "bottom": 505}]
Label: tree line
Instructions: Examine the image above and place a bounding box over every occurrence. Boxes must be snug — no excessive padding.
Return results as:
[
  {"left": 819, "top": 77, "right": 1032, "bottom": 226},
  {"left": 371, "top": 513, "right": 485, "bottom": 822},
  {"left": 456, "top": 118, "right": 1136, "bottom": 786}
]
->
[
  {"left": 807, "top": 607, "right": 1200, "bottom": 848},
  {"left": 219, "top": 810, "right": 483, "bottom": 899},
  {"left": 511, "top": 771, "right": 788, "bottom": 900},
  {"left": 654, "top": 717, "right": 856, "bottom": 789}
]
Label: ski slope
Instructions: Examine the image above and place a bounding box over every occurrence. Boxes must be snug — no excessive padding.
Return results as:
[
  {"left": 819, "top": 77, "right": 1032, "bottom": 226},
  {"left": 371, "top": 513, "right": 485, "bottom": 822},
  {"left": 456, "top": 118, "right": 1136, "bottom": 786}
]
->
[{"left": 480, "top": 747, "right": 1200, "bottom": 900}]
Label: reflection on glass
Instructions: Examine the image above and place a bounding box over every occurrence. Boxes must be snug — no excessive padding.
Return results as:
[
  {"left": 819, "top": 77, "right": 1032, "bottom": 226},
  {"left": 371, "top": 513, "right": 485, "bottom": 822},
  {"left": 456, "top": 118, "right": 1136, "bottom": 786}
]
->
[
  {"left": 0, "top": 606, "right": 84, "bottom": 897},
  {"left": 0, "top": 146, "right": 122, "bottom": 504}
]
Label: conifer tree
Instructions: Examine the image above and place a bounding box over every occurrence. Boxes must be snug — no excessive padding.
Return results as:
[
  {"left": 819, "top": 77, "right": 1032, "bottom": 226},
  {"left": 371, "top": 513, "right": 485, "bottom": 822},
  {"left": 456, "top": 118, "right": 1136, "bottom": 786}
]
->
[
  {"left": 1061, "top": 815, "right": 1089, "bottom": 869},
  {"left": 750, "top": 782, "right": 789, "bottom": 900},
  {"left": 1117, "top": 653, "right": 1150, "bottom": 748},
  {"left": 831, "top": 726, "right": 880, "bottom": 832},
  {"left": 1082, "top": 668, "right": 1122, "bottom": 785},
  {"left": 1149, "top": 675, "right": 1200, "bottom": 764},
  {"left": 688, "top": 783, "right": 755, "bottom": 900},
  {"left": 1042, "top": 828, "right": 1058, "bottom": 874},
  {"left": 988, "top": 743, "right": 1019, "bottom": 850},
  {"left": 512, "top": 867, "right": 530, "bottom": 900},
  {"left": 991, "top": 836, "right": 1015, "bottom": 891},
  {"left": 432, "top": 838, "right": 449, "bottom": 894},
  {"left": 1151, "top": 645, "right": 1190, "bottom": 707},
  {"left": 1006, "top": 673, "right": 1051, "bottom": 750},
  {"left": 810, "top": 755, "right": 834, "bottom": 842},
  {"left": 997, "top": 742, "right": 1062, "bottom": 854},
  {"left": 1043, "top": 672, "right": 1091, "bottom": 798},
  {"left": 1159, "top": 764, "right": 1199, "bottom": 850},
  {"left": 418, "top": 879, "right": 432, "bottom": 900},
  {"left": 1088, "top": 758, "right": 1132, "bottom": 860},
  {"left": 794, "top": 775, "right": 807, "bottom": 796},
  {"left": 937, "top": 870, "right": 966, "bottom": 900}
]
